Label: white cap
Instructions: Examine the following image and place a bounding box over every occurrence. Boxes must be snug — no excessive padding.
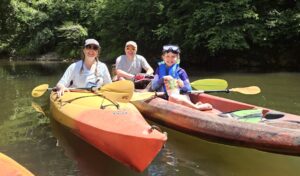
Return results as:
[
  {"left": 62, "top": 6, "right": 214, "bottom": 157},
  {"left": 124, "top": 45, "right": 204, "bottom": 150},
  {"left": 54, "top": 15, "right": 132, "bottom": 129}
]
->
[
  {"left": 125, "top": 41, "right": 137, "bottom": 49},
  {"left": 84, "top": 39, "right": 100, "bottom": 47}
]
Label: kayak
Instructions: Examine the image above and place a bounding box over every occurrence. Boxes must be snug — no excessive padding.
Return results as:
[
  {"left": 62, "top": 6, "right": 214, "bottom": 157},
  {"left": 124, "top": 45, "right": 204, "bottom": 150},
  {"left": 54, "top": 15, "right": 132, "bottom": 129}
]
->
[
  {"left": 0, "top": 152, "right": 34, "bottom": 176},
  {"left": 131, "top": 92, "right": 300, "bottom": 156},
  {"left": 50, "top": 91, "right": 167, "bottom": 172}
]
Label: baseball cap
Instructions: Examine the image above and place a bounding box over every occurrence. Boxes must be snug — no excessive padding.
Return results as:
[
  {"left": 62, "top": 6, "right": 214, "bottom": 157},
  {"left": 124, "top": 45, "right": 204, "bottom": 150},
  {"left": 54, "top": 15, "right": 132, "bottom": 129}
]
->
[
  {"left": 84, "top": 39, "right": 100, "bottom": 48},
  {"left": 125, "top": 41, "right": 137, "bottom": 49}
]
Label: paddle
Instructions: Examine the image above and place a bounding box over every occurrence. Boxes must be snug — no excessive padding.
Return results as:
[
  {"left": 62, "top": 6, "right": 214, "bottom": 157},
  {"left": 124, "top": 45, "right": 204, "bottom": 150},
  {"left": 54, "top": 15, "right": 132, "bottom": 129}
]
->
[
  {"left": 190, "top": 79, "right": 228, "bottom": 91},
  {"left": 31, "top": 80, "right": 134, "bottom": 103},
  {"left": 131, "top": 85, "right": 261, "bottom": 101},
  {"left": 131, "top": 79, "right": 229, "bottom": 101},
  {"left": 188, "top": 86, "right": 261, "bottom": 95}
]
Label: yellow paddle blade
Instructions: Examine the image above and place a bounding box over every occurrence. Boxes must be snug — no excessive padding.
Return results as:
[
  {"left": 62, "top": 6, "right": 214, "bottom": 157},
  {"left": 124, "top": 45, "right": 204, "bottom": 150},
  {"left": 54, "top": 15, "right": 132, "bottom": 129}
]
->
[
  {"left": 32, "top": 84, "right": 49, "bottom": 97},
  {"left": 131, "top": 92, "right": 156, "bottom": 101},
  {"left": 191, "top": 79, "right": 228, "bottom": 90},
  {"left": 230, "top": 86, "right": 261, "bottom": 95},
  {"left": 98, "top": 80, "right": 134, "bottom": 102},
  {"left": 99, "top": 80, "right": 134, "bottom": 94},
  {"left": 102, "top": 91, "right": 133, "bottom": 103}
]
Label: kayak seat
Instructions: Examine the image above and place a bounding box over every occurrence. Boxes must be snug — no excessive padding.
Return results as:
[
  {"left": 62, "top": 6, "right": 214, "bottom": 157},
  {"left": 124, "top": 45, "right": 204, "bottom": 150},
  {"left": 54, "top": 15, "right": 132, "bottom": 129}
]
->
[{"left": 218, "top": 109, "right": 263, "bottom": 123}]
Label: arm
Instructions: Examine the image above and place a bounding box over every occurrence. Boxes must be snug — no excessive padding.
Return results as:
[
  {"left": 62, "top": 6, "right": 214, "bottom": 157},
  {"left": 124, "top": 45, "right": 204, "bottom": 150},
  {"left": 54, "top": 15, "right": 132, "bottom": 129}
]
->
[
  {"left": 140, "top": 55, "right": 154, "bottom": 75},
  {"left": 101, "top": 64, "right": 112, "bottom": 85},
  {"left": 57, "top": 63, "right": 75, "bottom": 87},
  {"left": 115, "top": 56, "right": 135, "bottom": 80},
  {"left": 145, "top": 67, "right": 154, "bottom": 75},
  {"left": 56, "top": 63, "right": 76, "bottom": 96},
  {"left": 177, "top": 68, "right": 192, "bottom": 93},
  {"left": 151, "top": 68, "right": 164, "bottom": 91},
  {"left": 116, "top": 69, "right": 135, "bottom": 80}
]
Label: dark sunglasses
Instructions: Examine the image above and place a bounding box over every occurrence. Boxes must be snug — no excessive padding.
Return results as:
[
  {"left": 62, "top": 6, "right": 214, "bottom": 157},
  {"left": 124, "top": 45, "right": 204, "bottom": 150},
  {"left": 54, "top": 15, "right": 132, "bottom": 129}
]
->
[
  {"left": 85, "top": 45, "right": 99, "bottom": 50},
  {"left": 162, "top": 45, "right": 180, "bottom": 54}
]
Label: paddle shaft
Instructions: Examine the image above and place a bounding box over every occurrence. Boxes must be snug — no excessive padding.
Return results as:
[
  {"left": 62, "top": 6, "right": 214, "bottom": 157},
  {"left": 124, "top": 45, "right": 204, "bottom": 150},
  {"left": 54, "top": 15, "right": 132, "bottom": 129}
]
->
[
  {"left": 182, "top": 86, "right": 260, "bottom": 95},
  {"left": 155, "top": 89, "right": 230, "bottom": 97},
  {"left": 49, "top": 87, "right": 98, "bottom": 92},
  {"left": 189, "top": 89, "right": 230, "bottom": 94},
  {"left": 159, "top": 88, "right": 247, "bottom": 95},
  {"left": 180, "top": 89, "right": 230, "bottom": 94}
]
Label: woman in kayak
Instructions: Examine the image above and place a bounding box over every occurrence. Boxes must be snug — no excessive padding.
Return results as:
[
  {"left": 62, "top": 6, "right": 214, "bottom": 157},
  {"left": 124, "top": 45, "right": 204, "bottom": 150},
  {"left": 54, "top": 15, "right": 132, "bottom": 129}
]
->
[
  {"left": 151, "top": 45, "right": 212, "bottom": 110},
  {"left": 55, "top": 38, "right": 112, "bottom": 97},
  {"left": 113, "top": 41, "right": 154, "bottom": 88}
]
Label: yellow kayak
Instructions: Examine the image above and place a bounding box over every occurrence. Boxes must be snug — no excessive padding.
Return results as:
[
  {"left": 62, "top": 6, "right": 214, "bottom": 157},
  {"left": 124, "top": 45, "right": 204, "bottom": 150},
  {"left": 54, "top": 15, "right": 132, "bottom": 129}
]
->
[{"left": 50, "top": 91, "right": 167, "bottom": 172}]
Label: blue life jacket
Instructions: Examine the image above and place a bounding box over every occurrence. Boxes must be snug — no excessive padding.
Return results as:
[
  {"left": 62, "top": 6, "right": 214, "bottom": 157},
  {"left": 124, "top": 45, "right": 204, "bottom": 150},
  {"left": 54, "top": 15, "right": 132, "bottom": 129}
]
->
[{"left": 158, "top": 61, "right": 180, "bottom": 93}]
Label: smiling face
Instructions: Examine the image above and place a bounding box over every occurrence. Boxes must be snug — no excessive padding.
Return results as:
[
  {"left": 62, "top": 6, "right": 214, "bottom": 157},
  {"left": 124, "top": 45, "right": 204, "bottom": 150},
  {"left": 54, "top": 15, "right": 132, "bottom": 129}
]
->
[
  {"left": 83, "top": 44, "right": 99, "bottom": 60},
  {"left": 162, "top": 52, "right": 179, "bottom": 67},
  {"left": 125, "top": 45, "right": 136, "bottom": 59}
]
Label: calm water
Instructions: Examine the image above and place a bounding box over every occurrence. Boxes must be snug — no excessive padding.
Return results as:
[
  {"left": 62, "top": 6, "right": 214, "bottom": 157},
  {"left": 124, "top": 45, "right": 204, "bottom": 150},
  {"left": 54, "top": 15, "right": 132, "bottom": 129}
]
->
[{"left": 1, "top": 61, "right": 300, "bottom": 176}]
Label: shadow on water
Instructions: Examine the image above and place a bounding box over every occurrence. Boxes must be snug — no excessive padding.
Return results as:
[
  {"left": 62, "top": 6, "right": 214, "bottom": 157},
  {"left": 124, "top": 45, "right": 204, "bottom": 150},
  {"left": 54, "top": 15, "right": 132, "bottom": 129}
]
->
[{"left": 1, "top": 61, "right": 300, "bottom": 175}]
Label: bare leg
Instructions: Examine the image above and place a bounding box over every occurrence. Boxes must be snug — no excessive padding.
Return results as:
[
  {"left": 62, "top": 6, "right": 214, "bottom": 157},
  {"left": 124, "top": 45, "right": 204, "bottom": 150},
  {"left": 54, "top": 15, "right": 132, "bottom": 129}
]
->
[
  {"left": 164, "top": 77, "right": 212, "bottom": 111},
  {"left": 169, "top": 94, "right": 212, "bottom": 111},
  {"left": 195, "top": 102, "right": 213, "bottom": 110}
]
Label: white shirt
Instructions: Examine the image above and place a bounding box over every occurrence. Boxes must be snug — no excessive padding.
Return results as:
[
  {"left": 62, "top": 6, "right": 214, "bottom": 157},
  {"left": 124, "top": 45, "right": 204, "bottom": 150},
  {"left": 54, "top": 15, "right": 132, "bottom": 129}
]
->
[{"left": 58, "top": 60, "right": 112, "bottom": 88}]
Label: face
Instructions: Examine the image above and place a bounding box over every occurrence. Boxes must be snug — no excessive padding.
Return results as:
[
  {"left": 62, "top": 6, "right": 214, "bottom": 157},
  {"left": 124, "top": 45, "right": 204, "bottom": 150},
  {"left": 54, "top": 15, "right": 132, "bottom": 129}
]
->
[
  {"left": 125, "top": 45, "right": 136, "bottom": 58},
  {"left": 162, "top": 52, "right": 179, "bottom": 67},
  {"left": 83, "top": 45, "right": 99, "bottom": 59}
]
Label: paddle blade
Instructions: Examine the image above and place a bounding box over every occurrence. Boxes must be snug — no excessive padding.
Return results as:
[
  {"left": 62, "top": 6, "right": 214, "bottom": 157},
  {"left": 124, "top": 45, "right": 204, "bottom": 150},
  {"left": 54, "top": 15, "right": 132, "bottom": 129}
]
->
[
  {"left": 191, "top": 79, "right": 228, "bottom": 90},
  {"left": 32, "top": 84, "right": 49, "bottom": 97},
  {"left": 99, "top": 80, "right": 134, "bottom": 101},
  {"left": 230, "top": 86, "right": 261, "bottom": 95},
  {"left": 131, "top": 92, "right": 156, "bottom": 101}
]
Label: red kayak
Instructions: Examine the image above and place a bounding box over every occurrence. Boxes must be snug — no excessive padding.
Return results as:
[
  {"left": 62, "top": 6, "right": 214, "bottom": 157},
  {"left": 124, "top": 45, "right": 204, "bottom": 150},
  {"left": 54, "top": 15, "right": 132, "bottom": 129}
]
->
[
  {"left": 132, "top": 92, "right": 300, "bottom": 156},
  {"left": 0, "top": 153, "right": 34, "bottom": 176},
  {"left": 50, "top": 91, "right": 167, "bottom": 172}
]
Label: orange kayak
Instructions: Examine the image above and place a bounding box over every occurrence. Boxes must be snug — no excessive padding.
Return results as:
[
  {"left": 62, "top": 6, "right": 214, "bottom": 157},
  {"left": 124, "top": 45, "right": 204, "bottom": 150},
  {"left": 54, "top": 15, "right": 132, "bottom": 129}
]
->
[
  {"left": 0, "top": 153, "right": 34, "bottom": 176},
  {"left": 50, "top": 91, "right": 167, "bottom": 172},
  {"left": 132, "top": 92, "right": 300, "bottom": 156}
]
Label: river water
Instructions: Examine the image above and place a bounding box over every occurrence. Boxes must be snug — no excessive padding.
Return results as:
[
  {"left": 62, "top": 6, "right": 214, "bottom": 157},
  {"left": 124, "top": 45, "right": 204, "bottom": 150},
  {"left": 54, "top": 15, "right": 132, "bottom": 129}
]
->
[{"left": 0, "top": 61, "right": 300, "bottom": 176}]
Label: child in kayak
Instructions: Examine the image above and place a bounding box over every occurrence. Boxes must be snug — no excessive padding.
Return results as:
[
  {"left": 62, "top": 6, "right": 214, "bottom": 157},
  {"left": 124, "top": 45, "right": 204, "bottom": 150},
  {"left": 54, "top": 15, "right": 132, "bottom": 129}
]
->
[
  {"left": 56, "top": 39, "right": 112, "bottom": 97},
  {"left": 151, "top": 45, "right": 212, "bottom": 110}
]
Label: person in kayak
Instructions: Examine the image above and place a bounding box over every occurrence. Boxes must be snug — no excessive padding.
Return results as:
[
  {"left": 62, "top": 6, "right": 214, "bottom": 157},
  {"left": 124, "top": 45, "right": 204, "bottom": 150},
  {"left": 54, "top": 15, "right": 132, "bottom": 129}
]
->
[
  {"left": 55, "top": 38, "right": 112, "bottom": 97},
  {"left": 151, "top": 45, "right": 212, "bottom": 110},
  {"left": 113, "top": 41, "right": 154, "bottom": 88}
]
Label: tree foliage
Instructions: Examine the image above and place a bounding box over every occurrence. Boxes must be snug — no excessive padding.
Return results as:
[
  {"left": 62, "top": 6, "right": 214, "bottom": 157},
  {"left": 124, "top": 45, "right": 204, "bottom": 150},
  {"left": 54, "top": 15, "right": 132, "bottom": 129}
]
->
[{"left": 0, "top": 0, "right": 299, "bottom": 68}]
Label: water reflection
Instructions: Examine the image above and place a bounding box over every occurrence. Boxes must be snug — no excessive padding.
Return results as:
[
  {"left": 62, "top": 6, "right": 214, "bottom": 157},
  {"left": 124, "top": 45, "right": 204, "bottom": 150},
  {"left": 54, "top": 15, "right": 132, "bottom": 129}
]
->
[{"left": 50, "top": 119, "right": 139, "bottom": 176}]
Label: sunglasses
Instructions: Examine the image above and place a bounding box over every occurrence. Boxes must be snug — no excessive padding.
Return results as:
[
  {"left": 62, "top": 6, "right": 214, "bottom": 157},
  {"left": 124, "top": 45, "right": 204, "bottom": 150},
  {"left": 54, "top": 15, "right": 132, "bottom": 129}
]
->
[
  {"left": 162, "top": 45, "right": 180, "bottom": 54},
  {"left": 126, "top": 46, "right": 136, "bottom": 51},
  {"left": 85, "top": 45, "right": 99, "bottom": 50}
]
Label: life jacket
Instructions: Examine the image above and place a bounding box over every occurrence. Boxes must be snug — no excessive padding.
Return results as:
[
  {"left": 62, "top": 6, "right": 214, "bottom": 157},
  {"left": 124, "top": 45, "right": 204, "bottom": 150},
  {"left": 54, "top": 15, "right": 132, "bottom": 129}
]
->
[{"left": 158, "top": 61, "right": 180, "bottom": 94}]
